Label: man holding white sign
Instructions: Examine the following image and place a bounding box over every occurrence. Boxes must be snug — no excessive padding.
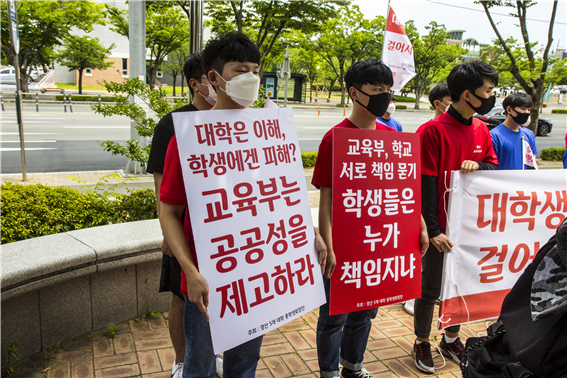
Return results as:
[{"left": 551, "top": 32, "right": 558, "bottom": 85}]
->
[{"left": 159, "top": 32, "right": 327, "bottom": 378}]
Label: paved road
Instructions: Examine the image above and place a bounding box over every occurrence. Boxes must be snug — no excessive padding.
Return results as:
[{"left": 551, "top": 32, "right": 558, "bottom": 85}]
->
[{"left": 1, "top": 103, "right": 565, "bottom": 173}]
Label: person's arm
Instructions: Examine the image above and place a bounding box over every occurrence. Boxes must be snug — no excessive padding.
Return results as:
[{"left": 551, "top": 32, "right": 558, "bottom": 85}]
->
[
  {"left": 422, "top": 174, "right": 453, "bottom": 253},
  {"left": 460, "top": 160, "right": 498, "bottom": 173},
  {"left": 153, "top": 172, "right": 174, "bottom": 257},
  {"left": 420, "top": 215, "right": 429, "bottom": 256},
  {"left": 318, "top": 186, "right": 335, "bottom": 278},
  {"left": 314, "top": 228, "right": 327, "bottom": 275},
  {"left": 160, "top": 201, "right": 210, "bottom": 321}
]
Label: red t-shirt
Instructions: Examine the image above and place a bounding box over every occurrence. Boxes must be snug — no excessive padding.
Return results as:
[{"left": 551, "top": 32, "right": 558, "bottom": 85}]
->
[
  {"left": 311, "top": 118, "right": 394, "bottom": 189},
  {"left": 421, "top": 111, "right": 498, "bottom": 232},
  {"left": 160, "top": 134, "right": 197, "bottom": 298}
]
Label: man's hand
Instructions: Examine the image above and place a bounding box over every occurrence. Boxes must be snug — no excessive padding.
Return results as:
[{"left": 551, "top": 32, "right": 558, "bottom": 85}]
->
[
  {"left": 324, "top": 249, "right": 336, "bottom": 279},
  {"left": 161, "top": 238, "right": 174, "bottom": 257},
  {"left": 420, "top": 217, "right": 429, "bottom": 256},
  {"left": 314, "top": 231, "right": 328, "bottom": 275},
  {"left": 460, "top": 160, "right": 479, "bottom": 174},
  {"left": 185, "top": 271, "right": 210, "bottom": 321},
  {"left": 430, "top": 233, "right": 453, "bottom": 253}
]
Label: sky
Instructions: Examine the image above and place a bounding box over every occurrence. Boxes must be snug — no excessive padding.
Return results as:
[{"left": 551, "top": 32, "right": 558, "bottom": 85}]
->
[{"left": 354, "top": 0, "right": 566, "bottom": 53}]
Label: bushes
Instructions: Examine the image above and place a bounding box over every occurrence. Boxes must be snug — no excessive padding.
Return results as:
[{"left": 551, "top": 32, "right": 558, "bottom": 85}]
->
[
  {"left": 1, "top": 183, "right": 157, "bottom": 244},
  {"left": 301, "top": 152, "right": 318, "bottom": 168},
  {"left": 394, "top": 95, "right": 415, "bottom": 102},
  {"left": 396, "top": 104, "right": 407, "bottom": 110},
  {"left": 551, "top": 109, "right": 567, "bottom": 114},
  {"left": 55, "top": 95, "right": 118, "bottom": 102},
  {"left": 540, "top": 147, "right": 566, "bottom": 161}
]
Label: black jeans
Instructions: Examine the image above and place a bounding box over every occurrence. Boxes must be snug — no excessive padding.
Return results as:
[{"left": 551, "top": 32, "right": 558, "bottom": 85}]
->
[{"left": 414, "top": 243, "right": 460, "bottom": 339}]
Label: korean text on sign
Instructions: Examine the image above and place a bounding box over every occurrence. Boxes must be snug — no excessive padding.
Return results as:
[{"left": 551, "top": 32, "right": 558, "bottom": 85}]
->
[
  {"left": 173, "top": 108, "right": 325, "bottom": 354},
  {"left": 331, "top": 128, "right": 422, "bottom": 315}
]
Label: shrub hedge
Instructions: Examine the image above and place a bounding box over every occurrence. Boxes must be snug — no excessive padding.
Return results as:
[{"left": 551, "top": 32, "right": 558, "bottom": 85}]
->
[
  {"left": 1, "top": 183, "right": 156, "bottom": 244},
  {"left": 394, "top": 95, "right": 415, "bottom": 103},
  {"left": 302, "top": 152, "right": 318, "bottom": 168},
  {"left": 551, "top": 109, "right": 567, "bottom": 114},
  {"left": 2, "top": 153, "right": 322, "bottom": 244},
  {"left": 540, "top": 147, "right": 566, "bottom": 161},
  {"left": 396, "top": 104, "right": 407, "bottom": 110},
  {"left": 55, "top": 95, "right": 119, "bottom": 102}
]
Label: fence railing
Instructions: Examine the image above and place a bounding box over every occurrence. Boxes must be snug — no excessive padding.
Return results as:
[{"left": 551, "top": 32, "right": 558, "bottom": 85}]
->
[{"left": 0, "top": 91, "right": 188, "bottom": 113}]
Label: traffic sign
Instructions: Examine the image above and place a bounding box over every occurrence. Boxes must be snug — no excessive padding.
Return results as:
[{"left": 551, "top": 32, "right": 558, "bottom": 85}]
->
[{"left": 7, "top": 0, "right": 19, "bottom": 54}]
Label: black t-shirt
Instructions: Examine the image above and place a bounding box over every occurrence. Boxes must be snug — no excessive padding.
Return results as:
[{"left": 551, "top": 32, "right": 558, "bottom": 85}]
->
[{"left": 147, "top": 104, "right": 198, "bottom": 174}]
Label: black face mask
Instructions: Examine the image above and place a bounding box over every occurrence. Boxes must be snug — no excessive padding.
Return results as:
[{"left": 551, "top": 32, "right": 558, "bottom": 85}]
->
[
  {"left": 466, "top": 90, "right": 496, "bottom": 115},
  {"left": 510, "top": 109, "right": 530, "bottom": 125},
  {"left": 355, "top": 89, "right": 390, "bottom": 118}
]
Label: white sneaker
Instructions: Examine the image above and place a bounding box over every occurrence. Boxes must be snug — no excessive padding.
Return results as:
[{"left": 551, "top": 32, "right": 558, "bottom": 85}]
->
[
  {"left": 171, "top": 361, "right": 183, "bottom": 378},
  {"left": 216, "top": 353, "right": 223, "bottom": 377},
  {"left": 403, "top": 299, "right": 415, "bottom": 316}
]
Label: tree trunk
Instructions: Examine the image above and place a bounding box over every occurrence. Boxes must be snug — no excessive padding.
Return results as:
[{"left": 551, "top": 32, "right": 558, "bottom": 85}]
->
[
  {"left": 527, "top": 78, "right": 543, "bottom": 135},
  {"left": 19, "top": 72, "right": 30, "bottom": 93},
  {"left": 339, "top": 67, "right": 346, "bottom": 106},
  {"left": 309, "top": 80, "right": 312, "bottom": 102},
  {"left": 172, "top": 72, "right": 178, "bottom": 96},
  {"left": 78, "top": 69, "right": 83, "bottom": 95},
  {"left": 181, "top": 72, "right": 185, "bottom": 96}
]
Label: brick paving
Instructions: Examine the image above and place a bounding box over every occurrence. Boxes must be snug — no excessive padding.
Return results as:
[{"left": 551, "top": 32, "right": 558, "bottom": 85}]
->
[
  {"left": 10, "top": 304, "right": 493, "bottom": 378},
  {"left": 5, "top": 171, "right": 492, "bottom": 377}
]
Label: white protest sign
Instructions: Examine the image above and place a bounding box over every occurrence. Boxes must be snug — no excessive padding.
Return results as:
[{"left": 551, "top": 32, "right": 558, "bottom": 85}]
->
[
  {"left": 172, "top": 108, "right": 326, "bottom": 354},
  {"left": 440, "top": 170, "right": 567, "bottom": 329}
]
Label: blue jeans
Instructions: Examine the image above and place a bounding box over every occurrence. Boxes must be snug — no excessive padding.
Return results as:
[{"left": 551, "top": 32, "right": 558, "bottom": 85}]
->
[
  {"left": 316, "top": 278, "right": 378, "bottom": 377},
  {"left": 182, "top": 296, "right": 263, "bottom": 378}
]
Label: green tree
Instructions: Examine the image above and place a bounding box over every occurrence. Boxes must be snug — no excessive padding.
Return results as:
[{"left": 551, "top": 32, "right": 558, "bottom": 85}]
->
[
  {"left": 162, "top": 43, "right": 190, "bottom": 97},
  {"left": 55, "top": 36, "right": 115, "bottom": 94},
  {"left": 93, "top": 78, "right": 186, "bottom": 167},
  {"left": 479, "top": 0, "right": 559, "bottom": 134},
  {"left": 407, "top": 21, "right": 465, "bottom": 109},
  {"left": 205, "top": 0, "right": 347, "bottom": 75},
  {"left": 0, "top": 0, "right": 106, "bottom": 93},
  {"left": 317, "top": 6, "right": 385, "bottom": 105},
  {"left": 295, "top": 36, "right": 322, "bottom": 102},
  {"left": 106, "top": 2, "right": 190, "bottom": 89}
]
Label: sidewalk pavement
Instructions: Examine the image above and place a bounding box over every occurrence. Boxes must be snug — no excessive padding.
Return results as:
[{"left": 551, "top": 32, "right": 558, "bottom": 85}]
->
[
  {"left": 10, "top": 303, "right": 487, "bottom": 378},
  {"left": 5, "top": 170, "right": 492, "bottom": 378}
]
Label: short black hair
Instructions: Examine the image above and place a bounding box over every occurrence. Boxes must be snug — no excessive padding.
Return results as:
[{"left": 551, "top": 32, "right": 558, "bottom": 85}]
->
[
  {"left": 201, "top": 32, "right": 260, "bottom": 75},
  {"left": 429, "top": 82, "right": 450, "bottom": 107},
  {"left": 447, "top": 60, "right": 499, "bottom": 102},
  {"left": 345, "top": 59, "right": 393, "bottom": 97},
  {"left": 502, "top": 92, "right": 533, "bottom": 113},
  {"left": 183, "top": 52, "right": 205, "bottom": 96}
]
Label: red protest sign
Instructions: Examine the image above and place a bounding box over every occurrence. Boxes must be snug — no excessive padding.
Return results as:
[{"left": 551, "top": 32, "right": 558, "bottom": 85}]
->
[{"left": 330, "top": 128, "right": 422, "bottom": 315}]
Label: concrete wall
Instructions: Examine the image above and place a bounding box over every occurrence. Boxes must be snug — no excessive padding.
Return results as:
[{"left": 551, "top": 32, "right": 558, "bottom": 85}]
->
[{"left": 1, "top": 219, "right": 170, "bottom": 362}]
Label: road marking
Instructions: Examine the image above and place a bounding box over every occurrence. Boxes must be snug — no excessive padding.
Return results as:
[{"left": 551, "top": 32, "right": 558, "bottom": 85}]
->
[
  {"left": 1, "top": 147, "right": 57, "bottom": 152},
  {"left": 1, "top": 132, "right": 62, "bottom": 135},
  {"left": 63, "top": 126, "right": 130, "bottom": 129},
  {"left": 1, "top": 140, "right": 57, "bottom": 143},
  {"left": 1, "top": 121, "right": 63, "bottom": 124}
]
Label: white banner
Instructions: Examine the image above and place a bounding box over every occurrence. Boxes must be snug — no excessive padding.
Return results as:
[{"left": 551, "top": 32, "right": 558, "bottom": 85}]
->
[
  {"left": 440, "top": 170, "right": 567, "bottom": 329},
  {"left": 173, "top": 108, "right": 326, "bottom": 353},
  {"left": 382, "top": 6, "right": 416, "bottom": 92}
]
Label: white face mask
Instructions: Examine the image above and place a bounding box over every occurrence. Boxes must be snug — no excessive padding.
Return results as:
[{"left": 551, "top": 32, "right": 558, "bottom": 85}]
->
[
  {"left": 197, "top": 83, "right": 217, "bottom": 106},
  {"left": 387, "top": 103, "right": 396, "bottom": 115},
  {"left": 438, "top": 101, "right": 448, "bottom": 113},
  {"left": 215, "top": 70, "right": 259, "bottom": 107}
]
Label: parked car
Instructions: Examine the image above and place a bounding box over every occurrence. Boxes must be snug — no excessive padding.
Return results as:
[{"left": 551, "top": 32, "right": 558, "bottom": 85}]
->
[
  {"left": 474, "top": 108, "right": 553, "bottom": 136},
  {"left": 0, "top": 66, "right": 16, "bottom": 84},
  {"left": 557, "top": 86, "right": 567, "bottom": 94}
]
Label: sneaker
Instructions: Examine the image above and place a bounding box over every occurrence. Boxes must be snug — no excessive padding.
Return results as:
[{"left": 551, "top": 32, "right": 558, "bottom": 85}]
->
[
  {"left": 340, "top": 367, "right": 373, "bottom": 378},
  {"left": 413, "top": 341, "right": 435, "bottom": 374},
  {"left": 216, "top": 353, "right": 223, "bottom": 377},
  {"left": 171, "top": 361, "right": 183, "bottom": 378},
  {"left": 403, "top": 299, "right": 415, "bottom": 316},
  {"left": 438, "top": 334, "right": 465, "bottom": 364}
]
